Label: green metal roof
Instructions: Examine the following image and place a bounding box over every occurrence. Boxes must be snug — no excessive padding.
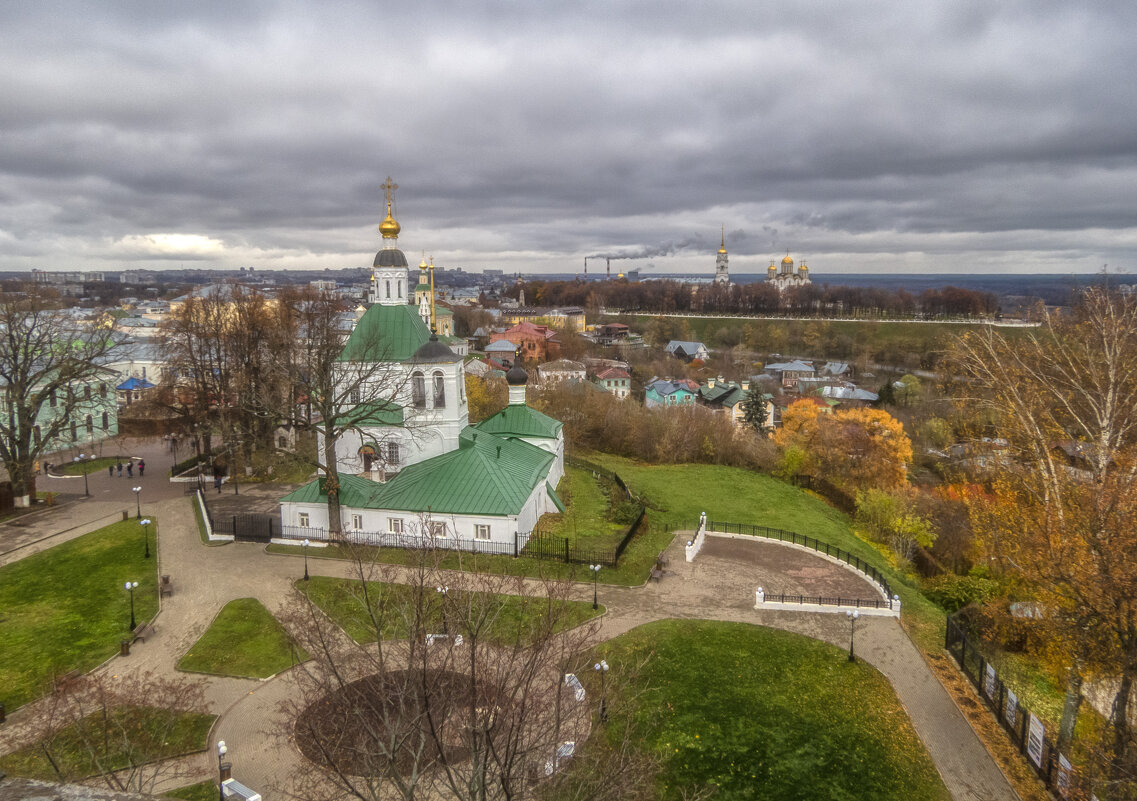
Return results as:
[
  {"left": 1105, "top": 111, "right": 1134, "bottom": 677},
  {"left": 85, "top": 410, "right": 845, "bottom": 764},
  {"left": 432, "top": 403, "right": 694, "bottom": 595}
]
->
[
  {"left": 336, "top": 400, "right": 404, "bottom": 428},
  {"left": 280, "top": 473, "right": 383, "bottom": 508},
  {"left": 475, "top": 403, "right": 563, "bottom": 440},
  {"left": 360, "top": 428, "right": 555, "bottom": 516},
  {"left": 338, "top": 304, "right": 431, "bottom": 363}
]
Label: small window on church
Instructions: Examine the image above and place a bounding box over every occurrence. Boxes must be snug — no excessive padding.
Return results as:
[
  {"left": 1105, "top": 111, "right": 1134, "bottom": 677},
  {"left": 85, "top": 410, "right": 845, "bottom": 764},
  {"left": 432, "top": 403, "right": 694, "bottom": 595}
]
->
[
  {"left": 351, "top": 514, "right": 363, "bottom": 531},
  {"left": 398, "top": 281, "right": 403, "bottom": 299},
  {"left": 386, "top": 441, "right": 399, "bottom": 464},
  {"left": 388, "top": 517, "right": 404, "bottom": 534},
  {"left": 298, "top": 512, "right": 310, "bottom": 528},
  {"left": 475, "top": 524, "right": 490, "bottom": 541},
  {"left": 350, "top": 386, "right": 361, "bottom": 404},
  {"left": 386, "top": 280, "right": 391, "bottom": 299}
]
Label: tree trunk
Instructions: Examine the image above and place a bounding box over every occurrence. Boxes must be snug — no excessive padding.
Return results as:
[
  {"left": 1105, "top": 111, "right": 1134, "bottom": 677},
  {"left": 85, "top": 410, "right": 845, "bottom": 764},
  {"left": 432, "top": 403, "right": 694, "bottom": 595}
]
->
[
  {"left": 1111, "top": 670, "right": 1135, "bottom": 781},
  {"left": 324, "top": 434, "right": 342, "bottom": 536},
  {"left": 1057, "top": 666, "right": 1083, "bottom": 753}
]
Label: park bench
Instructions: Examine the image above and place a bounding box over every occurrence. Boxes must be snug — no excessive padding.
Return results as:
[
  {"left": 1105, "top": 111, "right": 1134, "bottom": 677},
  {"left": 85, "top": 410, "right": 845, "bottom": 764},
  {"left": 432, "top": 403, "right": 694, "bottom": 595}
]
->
[
  {"left": 132, "top": 621, "right": 154, "bottom": 643},
  {"left": 649, "top": 551, "right": 669, "bottom": 581},
  {"left": 160, "top": 575, "right": 173, "bottom": 597}
]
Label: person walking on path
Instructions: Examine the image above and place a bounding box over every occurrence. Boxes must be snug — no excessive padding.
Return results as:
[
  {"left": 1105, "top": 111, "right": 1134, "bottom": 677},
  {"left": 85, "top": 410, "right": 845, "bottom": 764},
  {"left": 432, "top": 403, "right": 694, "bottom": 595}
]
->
[
  {"left": 116, "top": 461, "right": 123, "bottom": 477},
  {"left": 108, "top": 463, "right": 114, "bottom": 478},
  {"left": 126, "top": 461, "right": 133, "bottom": 478},
  {"left": 138, "top": 459, "right": 145, "bottom": 477}
]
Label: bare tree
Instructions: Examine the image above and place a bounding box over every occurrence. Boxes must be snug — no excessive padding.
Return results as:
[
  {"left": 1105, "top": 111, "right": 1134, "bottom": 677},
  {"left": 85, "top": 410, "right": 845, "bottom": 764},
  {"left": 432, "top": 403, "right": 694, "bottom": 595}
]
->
[
  {"left": 276, "top": 548, "right": 653, "bottom": 800},
  {"left": 0, "top": 285, "right": 117, "bottom": 506},
  {"left": 275, "top": 288, "right": 413, "bottom": 536},
  {"left": 16, "top": 671, "right": 208, "bottom": 795}
]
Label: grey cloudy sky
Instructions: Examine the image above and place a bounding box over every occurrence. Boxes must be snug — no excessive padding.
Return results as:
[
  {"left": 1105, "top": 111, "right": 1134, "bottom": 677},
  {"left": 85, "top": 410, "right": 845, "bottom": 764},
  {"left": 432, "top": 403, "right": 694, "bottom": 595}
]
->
[{"left": 3, "top": 0, "right": 1136, "bottom": 276}]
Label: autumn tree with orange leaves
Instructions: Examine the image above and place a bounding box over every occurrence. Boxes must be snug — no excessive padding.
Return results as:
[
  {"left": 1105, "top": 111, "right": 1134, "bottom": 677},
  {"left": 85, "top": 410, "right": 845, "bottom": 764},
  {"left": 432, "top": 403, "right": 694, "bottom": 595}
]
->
[
  {"left": 775, "top": 400, "right": 912, "bottom": 493},
  {"left": 952, "top": 287, "right": 1137, "bottom": 785}
]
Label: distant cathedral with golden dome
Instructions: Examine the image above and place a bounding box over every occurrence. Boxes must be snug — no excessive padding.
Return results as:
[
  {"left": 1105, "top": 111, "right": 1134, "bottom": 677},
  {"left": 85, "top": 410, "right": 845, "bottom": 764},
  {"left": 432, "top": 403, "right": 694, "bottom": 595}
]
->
[{"left": 765, "top": 251, "right": 811, "bottom": 292}]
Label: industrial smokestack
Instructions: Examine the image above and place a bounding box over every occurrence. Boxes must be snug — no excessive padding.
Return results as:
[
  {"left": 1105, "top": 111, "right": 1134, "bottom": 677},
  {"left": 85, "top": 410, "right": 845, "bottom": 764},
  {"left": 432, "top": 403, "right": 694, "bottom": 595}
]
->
[
  {"left": 584, "top": 257, "right": 587, "bottom": 277},
  {"left": 607, "top": 258, "right": 610, "bottom": 279}
]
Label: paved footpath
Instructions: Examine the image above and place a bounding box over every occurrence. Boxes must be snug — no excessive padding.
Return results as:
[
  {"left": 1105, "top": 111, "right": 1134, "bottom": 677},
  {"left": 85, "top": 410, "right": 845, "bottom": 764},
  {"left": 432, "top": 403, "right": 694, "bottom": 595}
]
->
[{"left": 0, "top": 493, "right": 1019, "bottom": 801}]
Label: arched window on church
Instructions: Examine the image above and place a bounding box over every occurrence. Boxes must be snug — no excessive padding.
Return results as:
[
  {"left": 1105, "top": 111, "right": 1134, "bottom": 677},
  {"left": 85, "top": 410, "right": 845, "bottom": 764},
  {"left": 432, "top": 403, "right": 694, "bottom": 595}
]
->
[
  {"left": 433, "top": 371, "right": 445, "bottom": 408},
  {"left": 359, "top": 444, "right": 376, "bottom": 472},
  {"left": 398, "top": 280, "right": 403, "bottom": 299},
  {"left": 385, "top": 280, "right": 391, "bottom": 299},
  {"left": 412, "top": 372, "right": 426, "bottom": 408}
]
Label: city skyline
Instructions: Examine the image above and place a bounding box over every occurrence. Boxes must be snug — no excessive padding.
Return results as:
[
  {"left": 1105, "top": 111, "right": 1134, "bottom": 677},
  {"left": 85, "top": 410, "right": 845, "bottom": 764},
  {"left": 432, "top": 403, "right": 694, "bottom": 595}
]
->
[{"left": 3, "top": 2, "right": 1137, "bottom": 275}]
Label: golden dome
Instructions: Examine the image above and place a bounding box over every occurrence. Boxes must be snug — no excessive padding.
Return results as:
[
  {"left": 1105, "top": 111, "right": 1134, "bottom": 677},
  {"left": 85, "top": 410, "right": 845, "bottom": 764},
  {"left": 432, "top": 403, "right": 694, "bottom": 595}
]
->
[
  {"left": 781, "top": 254, "right": 794, "bottom": 265},
  {"left": 799, "top": 261, "right": 808, "bottom": 271},
  {"left": 379, "top": 210, "right": 400, "bottom": 239}
]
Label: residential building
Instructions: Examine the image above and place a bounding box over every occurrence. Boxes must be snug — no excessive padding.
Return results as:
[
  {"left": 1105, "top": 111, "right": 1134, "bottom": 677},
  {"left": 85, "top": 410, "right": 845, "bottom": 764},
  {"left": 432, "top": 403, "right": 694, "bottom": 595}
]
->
[
  {"left": 501, "top": 306, "right": 586, "bottom": 333},
  {"left": 489, "top": 321, "right": 561, "bottom": 363},
  {"left": 645, "top": 377, "right": 699, "bottom": 407},
  {"left": 537, "top": 359, "right": 586, "bottom": 385},
  {"left": 764, "top": 360, "right": 816, "bottom": 389},
  {"left": 665, "top": 340, "right": 710, "bottom": 362},
  {"left": 592, "top": 366, "right": 631, "bottom": 399}
]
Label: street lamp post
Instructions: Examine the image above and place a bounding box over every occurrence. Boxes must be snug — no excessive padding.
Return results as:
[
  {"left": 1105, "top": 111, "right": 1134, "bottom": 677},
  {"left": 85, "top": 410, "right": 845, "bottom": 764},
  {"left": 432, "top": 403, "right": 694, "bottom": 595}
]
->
[
  {"left": 594, "top": 659, "right": 609, "bottom": 722},
  {"left": 78, "top": 453, "right": 90, "bottom": 497},
  {"left": 846, "top": 610, "right": 860, "bottom": 663},
  {"left": 302, "top": 538, "right": 310, "bottom": 581},
  {"left": 589, "top": 564, "right": 601, "bottom": 610},
  {"left": 436, "top": 585, "right": 449, "bottom": 634},
  {"left": 132, "top": 486, "right": 142, "bottom": 518},
  {"left": 232, "top": 439, "right": 240, "bottom": 496},
  {"left": 217, "top": 741, "right": 228, "bottom": 801},
  {"left": 124, "top": 581, "right": 139, "bottom": 630},
  {"left": 141, "top": 518, "right": 151, "bottom": 559}
]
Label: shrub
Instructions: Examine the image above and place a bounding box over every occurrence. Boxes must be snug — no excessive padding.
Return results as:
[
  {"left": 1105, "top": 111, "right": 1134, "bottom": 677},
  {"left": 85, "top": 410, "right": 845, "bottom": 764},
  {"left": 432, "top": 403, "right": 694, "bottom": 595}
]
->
[{"left": 922, "top": 573, "right": 1000, "bottom": 613}]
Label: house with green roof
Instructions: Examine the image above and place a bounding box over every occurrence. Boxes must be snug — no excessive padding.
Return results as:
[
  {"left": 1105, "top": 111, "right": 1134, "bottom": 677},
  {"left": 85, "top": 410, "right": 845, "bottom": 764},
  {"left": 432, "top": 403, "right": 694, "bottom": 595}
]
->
[{"left": 281, "top": 186, "right": 565, "bottom": 552}]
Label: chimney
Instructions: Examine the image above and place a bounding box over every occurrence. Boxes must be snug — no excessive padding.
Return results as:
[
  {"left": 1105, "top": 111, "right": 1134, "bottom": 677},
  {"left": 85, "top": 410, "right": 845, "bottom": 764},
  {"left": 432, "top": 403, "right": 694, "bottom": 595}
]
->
[
  {"left": 606, "top": 258, "right": 611, "bottom": 279},
  {"left": 742, "top": 380, "right": 750, "bottom": 391},
  {"left": 707, "top": 378, "right": 715, "bottom": 389},
  {"left": 496, "top": 446, "right": 501, "bottom": 459}
]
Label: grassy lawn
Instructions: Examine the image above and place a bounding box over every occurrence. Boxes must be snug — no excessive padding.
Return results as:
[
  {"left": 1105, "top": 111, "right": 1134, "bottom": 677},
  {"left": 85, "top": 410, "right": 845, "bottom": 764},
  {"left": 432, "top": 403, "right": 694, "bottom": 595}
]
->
[
  {"left": 597, "top": 620, "right": 949, "bottom": 801},
  {"left": 0, "top": 519, "right": 160, "bottom": 710},
  {"left": 583, "top": 453, "right": 948, "bottom": 653},
  {"left": 0, "top": 706, "right": 215, "bottom": 781},
  {"left": 57, "top": 456, "right": 128, "bottom": 476},
  {"left": 301, "top": 576, "right": 602, "bottom": 645},
  {"left": 536, "top": 466, "right": 627, "bottom": 549},
  {"left": 166, "top": 781, "right": 219, "bottom": 801},
  {"left": 178, "top": 598, "right": 307, "bottom": 678}
]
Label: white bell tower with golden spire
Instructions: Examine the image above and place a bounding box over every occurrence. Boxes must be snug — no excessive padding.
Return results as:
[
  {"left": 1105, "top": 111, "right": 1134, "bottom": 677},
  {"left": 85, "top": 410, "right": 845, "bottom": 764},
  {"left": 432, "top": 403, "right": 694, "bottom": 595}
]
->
[
  {"left": 714, "top": 225, "right": 731, "bottom": 286},
  {"left": 369, "top": 176, "right": 410, "bottom": 306}
]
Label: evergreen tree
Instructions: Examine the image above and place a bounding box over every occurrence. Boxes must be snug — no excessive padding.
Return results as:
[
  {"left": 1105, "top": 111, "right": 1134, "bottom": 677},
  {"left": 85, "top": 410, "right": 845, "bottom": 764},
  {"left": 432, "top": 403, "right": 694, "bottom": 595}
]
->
[{"left": 740, "top": 390, "right": 770, "bottom": 431}]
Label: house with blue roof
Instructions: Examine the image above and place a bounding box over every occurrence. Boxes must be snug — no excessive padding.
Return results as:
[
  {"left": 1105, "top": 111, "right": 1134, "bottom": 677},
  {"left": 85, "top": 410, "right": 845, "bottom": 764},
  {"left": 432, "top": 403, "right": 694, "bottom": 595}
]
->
[
  {"left": 281, "top": 186, "right": 565, "bottom": 551},
  {"left": 665, "top": 340, "right": 710, "bottom": 362}
]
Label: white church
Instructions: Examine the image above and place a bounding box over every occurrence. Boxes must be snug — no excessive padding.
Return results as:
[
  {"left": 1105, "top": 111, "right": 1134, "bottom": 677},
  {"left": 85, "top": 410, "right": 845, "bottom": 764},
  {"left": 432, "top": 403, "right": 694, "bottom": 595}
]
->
[{"left": 280, "top": 182, "right": 565, "bottom": 551}]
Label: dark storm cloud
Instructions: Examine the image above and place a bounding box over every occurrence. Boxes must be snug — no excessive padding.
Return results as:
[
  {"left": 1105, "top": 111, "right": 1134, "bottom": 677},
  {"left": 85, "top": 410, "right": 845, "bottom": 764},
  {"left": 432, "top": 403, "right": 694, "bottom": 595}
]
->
[{"left": 2, "top": 0, "right": 1137, "bottom": 274}]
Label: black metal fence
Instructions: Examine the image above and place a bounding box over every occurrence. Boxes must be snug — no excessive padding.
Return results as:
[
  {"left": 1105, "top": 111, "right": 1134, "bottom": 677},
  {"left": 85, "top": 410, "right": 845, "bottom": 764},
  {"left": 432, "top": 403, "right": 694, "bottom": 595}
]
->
[
  {"left": 198, "top": 488, "right": 280, "bottom": 542},
  {"left": 760, "top": 592, "right": 892, "bottom": 609},
  {"left": 707, "top": 519, "right": 895, "bottom": 604},
  {"left": 945, "top": 616, "right": 1088, "bottom": 798}
]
